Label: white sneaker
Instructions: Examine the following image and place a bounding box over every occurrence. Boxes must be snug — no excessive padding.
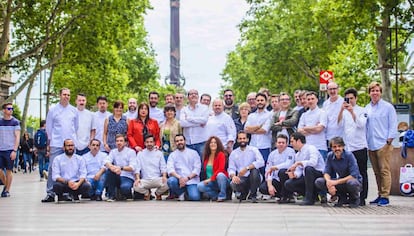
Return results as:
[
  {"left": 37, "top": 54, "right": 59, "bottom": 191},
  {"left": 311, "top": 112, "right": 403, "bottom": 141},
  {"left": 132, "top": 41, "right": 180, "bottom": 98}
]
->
[
  {"left": 262, "top": 194, "right": 271, "bottom": 200},
  {"left": 178, "top": 193, "right": 185, "bottom": 201}
]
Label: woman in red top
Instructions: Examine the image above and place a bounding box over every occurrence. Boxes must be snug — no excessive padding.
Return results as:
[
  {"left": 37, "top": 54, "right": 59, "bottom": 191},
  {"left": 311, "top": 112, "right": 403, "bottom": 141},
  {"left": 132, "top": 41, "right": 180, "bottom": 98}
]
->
[
  {"left": 197, "top": 136, "right": 229, "bottom": 202},
  {"left": 127, "top": 102, "right": 160, "bottom": 152}
]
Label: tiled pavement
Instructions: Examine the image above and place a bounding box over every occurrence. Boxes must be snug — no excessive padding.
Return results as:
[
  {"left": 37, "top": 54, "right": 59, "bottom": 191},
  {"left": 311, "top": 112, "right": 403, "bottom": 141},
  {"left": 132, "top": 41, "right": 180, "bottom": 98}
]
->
[{"left": 1, "top": 168, "right": 413, "bottom": 236}]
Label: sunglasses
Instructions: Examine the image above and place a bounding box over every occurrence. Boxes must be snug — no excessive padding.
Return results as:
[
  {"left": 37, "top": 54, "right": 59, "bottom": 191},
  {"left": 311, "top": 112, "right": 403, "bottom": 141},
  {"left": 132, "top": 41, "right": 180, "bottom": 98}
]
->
[{"left": 6, "top": 107, "right": 13, "bottom": 111}]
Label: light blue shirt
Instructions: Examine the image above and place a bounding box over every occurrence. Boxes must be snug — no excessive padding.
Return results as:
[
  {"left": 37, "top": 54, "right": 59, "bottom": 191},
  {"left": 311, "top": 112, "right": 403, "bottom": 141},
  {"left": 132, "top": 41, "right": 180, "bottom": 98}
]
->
[
  {"left": 265, "top": 147, "right": 296, "bottom": 181},
  {"left": 52, "top": 153, "right": 87, "bottom": 182},
  {"left": 150, "top": 107, "right": 165, "bottom": 124},
  {"left": 105, "top": 147, "right": 137, "bottom": 180},
  {"left": 180, "top": 103, "right": 210, "bottom": 145},
  {"left": 295, "top": 144, "right": 325, "bottom": 174},
  {"left": 83, "top": 151, "right": 107, "bottom": 179},
  {"left": 136, "top": 148, "right": 167, "bottom": 179},
  {"left": 46, "top": 103, "right": 79, "bottom": 148},
  {"left": 228, "top": 145, "right": 265, "bottom": 177},
  {"left": 365, "top": 99, "right": 398, "bottom": 151},
  {"left": 245, "top": 109, "right": 272, "bottom": 149},
  {"left": 94, "top": 111, "right": 111, "bottom": 152},
  {"left": 205, "top": 112, "right": 236, "bottom": 148},
  {"left": 167, "top": 148, "right": 201, "bottom": 185}
]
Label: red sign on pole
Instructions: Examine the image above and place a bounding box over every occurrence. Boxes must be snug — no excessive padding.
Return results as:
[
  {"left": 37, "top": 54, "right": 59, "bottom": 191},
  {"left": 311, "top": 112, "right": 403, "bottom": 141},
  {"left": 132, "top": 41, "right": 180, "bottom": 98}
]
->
[{"left": 319, "top": 70, "right": 334, "bottom": 91}]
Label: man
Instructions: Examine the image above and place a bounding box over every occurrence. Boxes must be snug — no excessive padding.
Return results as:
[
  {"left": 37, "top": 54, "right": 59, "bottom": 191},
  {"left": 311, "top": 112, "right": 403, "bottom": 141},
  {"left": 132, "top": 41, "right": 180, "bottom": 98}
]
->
[
  {"left": 200, "top": 93, "right": 212, "bottom": 107},
  {"left": 124, "top": 98, "right": 138, "bottom": 120},
  {"left": 246, "top": 92, "right": 257, "bottom": 113},
  {"left": 228, "top": 131, "right": 264, "bottom": 203},
  {"left": 322, "top": 82, "right": 344, "bottom": 148},
  {"left": 293, "top": 89, "right": 303, "bottom": 111},
  {"left": 105, "top": 134, "right": 138, "bottom": 201},
  {"left": 164, "top": 94, "right": 175, "bottom": 105},
  {"left": 259, "top": 134, "right": 295, "bottom": 202},
  {"left": 94, "top": 96, "right": 111, "bottom": 152},
  {"left": 223, "top": 89, "right": 239, "bottom": 119},
  {"left": 365, "top": 82, "right": 398, "bottom": 206},
  {"left": 34, "top": 120, "right": 48, "bottom": 181},
  {"left": 270, "top": 94, "right": 281, "bottom": 114},
  {"left": 206, "top": 99, "right": 236, "bottom": 154},
  {"left": 75, "top": 93, "right": 96, "bottom": 155},
  {"left": 167, "top": 134, "right": 201, "bottom": 201},
  {"left": 0, "top": 103, "right": 20, "bottom": 197},
  {"left": 244, "top": 93, "right": 272, "bottom": 177},
  {"left": 297, "top": 91, "right": 328, "bottom": 159},
  {"left": 179, "top": 89, "right": 210, "bottom": 158},
  {"left": 337, "top": 88, "right": 368, "bottom": 206},
  {"left": 134, "top": 134, "right": 168, "bottom": 200},
  {"left": 42, "top": 88, "right": 79, "bottom": 203},
  {"left": 83, "top": 139, "right": 107, "bottom": 201},
  {"left": 52, "top": 139, "right": 90, "bottom": 203},
  {"left": 315, "top": 137, "right": 362, "bottom": 208},
  {"left": 270, "top": 92, "right": 299, "bottom": 147},
  {"left": 174, "top": 92, "right": 185, "bottom": 120},
  {"left": 149, "top": 91, "right": 165, "bottom": 124},
  {"left": 284, "top": 132, "right": 325, "bottom": 205},
  {"left": 297, "top": 90, "right": 308, "bottom": 120}
]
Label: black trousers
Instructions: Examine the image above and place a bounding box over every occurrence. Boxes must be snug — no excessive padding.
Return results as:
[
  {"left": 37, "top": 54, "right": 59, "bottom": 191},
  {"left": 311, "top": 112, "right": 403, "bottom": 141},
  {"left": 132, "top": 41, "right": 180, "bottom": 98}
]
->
[
  {"left": 53, "top": 181, "right": 91, "bottom": 197},
  {"left": 230, "top": 168, "right": 261, "bottom": 198},
  {"left": 284, "top": 166, "right": 323, "bottom": 202},
  {"left": 352, "top": 148, "right": 368, "bottom": 200}
]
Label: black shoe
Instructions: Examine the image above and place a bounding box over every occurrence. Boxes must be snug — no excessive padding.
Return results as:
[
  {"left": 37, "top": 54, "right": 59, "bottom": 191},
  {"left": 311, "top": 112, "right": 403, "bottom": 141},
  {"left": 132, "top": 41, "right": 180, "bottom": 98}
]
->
[
  {"left": 320, "top": 195, "right": 328, "bottom": 204},
  {"left": 72, "top": 195, "right": 80, "bottom": 203},
  {"left": 349, "top": 198, "right": 360, "bottom": 208},
  {"left": 57, "top": 195, "right": 72, "bottom": 202},
  {"left": 359, "top": 199, "right": 366, "bottom": 206},
  {"left": 41, "top": 195, "right": 55, "bottom": 203},
  {"left": 90, "top": 195, "right": 97, "bottom": 201},
  {"left": 278, "top": 197, "right": 296, "bottom": 204},
  {"left": 250, "top": 196, "right": 258, "bottom": 203},
  {"left": 96, "top": 195, "right": 103, "bottom": 201}
]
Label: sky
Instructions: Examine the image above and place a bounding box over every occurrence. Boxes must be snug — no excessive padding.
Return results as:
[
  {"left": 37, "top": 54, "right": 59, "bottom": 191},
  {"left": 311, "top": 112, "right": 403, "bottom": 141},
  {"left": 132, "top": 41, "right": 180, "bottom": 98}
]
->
[{"left": 144, "top": 0, "right": 250, "bottom": 99}]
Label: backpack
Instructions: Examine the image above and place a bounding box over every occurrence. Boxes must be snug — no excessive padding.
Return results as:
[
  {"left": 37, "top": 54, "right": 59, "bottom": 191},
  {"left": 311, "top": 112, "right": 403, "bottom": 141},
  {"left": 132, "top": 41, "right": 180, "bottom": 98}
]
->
[
  {"left": 34, "top": 129, "right": 47, "bottom": 149},
  {"left": 401, "top": 130, "right": 414, "bottom": 159}
]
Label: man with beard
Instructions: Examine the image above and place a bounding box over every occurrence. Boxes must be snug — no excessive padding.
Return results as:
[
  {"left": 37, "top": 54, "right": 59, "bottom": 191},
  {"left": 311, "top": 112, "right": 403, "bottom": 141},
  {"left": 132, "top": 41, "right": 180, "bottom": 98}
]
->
[
  {"left": 223, "top": 89, "right": 239, "bottom": 119},
  {"left": 75, "top": 93, "right": 96, "bottom": 155},
  {"left": 174, "top": 92, "right": 185, "bottom": 120},
  {"left": 228, "top": 131, "right": 264, "bottom": 203},
  {"left": 149, "top": 91, "right": 165, "bottom": 124},
  {"left": 94, "top": 96, "right": 111, "bottom": 152},
  {"left": 83, "top": 139, "right": 107, "bottom": 201},
  {"left": 124, "top": 98, "right": 138, "bottom": 120},
  {"left": 105, "top": 134, "right": 138, "bottom": 201},
  {"left": 315, "top": 137, "right": 362, "bottom": 208},
  {"left": 167, "top": 134, "right": 201, "bottom": 201},
  {"left": 164, "top": 94, "right": 175, "bottom": 105},
  {"left": 134, "top": 134, "right": 168, "bottom": 200},
  {"left": 52, "top": 139, "right": 90, "bottom": 203},
  {"left": 244, "top": 93, "right": 272, "bottom": 177}
]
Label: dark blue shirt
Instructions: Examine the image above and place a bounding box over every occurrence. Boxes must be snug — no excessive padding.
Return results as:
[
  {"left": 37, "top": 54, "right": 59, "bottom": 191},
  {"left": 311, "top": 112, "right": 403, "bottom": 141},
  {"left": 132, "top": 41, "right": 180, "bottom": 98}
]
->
[{"left": 324, "top": 150, "right": 362, "bottom": 183}]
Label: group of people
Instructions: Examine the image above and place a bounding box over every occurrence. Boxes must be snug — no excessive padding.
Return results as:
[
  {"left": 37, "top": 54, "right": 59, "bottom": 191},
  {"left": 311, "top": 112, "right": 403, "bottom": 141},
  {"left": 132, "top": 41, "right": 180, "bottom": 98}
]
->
[{"left": 0, "top": 81, "right": 399, "bottom": 208}]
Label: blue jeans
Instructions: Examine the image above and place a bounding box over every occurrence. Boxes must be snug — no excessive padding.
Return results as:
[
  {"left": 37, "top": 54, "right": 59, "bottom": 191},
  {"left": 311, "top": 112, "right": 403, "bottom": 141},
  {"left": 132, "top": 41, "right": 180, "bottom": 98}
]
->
[
  {"left": 22, "top": 152, "right": 32, "bottom": 172},
  {"left": 259, "top": 148, "right": 271, "bottom": 178},
  {"left": 186, "top": 142, "right": 205, "bottom": 161},
  {"left": 37, "top": 150, "right": 48, "bottom": 178},
  {"left": 197, "top": 173, "right": 229, "bottom": 200},
  {"left": 167, "top": 177, "right": 200, "bottom": 201},
  {"left": 13, "top": 150, "right": 20, "bottom": 169},
  {"left": 319, "top": 150, "right": 328, "bottom": 162},
  {"left": 87, "top": 175, "right": 106, "bottom": 196},
  {"left": 106, "top": 170, "right": 134, "bottom": 198},
  {"left": 46, "top": 147, "right": 64, "bottom": 197}
]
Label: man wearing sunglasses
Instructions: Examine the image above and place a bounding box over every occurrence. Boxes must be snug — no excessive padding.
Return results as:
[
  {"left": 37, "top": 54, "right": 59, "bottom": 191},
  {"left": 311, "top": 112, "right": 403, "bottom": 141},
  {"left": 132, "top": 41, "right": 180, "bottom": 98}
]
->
[{"left": 0, "top": 102, "right": 21, "bottom": 197}]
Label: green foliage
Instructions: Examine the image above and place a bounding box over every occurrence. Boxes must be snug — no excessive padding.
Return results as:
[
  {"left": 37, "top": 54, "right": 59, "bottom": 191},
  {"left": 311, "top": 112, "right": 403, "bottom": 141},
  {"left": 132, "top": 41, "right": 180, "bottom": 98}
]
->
[
  {"left": 26, "top": 115, "right": 40, "bottom": 131},
  {"left": 12, "top": 104, "right": 22, "bottom": 121}
]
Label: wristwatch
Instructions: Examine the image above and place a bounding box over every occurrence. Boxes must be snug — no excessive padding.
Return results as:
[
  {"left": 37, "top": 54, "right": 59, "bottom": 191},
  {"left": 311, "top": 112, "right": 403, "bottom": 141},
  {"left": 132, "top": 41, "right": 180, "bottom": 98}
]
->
[
  {"left": 121, "top": 166, "right": 124, "bottom": 171},
  {"left": 246, "top": 166, "right": 250, "bottom": 171}
]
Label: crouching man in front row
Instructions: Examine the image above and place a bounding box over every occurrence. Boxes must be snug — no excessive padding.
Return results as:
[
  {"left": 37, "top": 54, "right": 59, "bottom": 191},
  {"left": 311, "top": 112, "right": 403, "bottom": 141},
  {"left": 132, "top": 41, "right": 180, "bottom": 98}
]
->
[
  {"left": 52, "top": 139, "right": 91, "bottom": 202},
  {"left": 315, "top": 137, "right": 362, "bottom": 208}
]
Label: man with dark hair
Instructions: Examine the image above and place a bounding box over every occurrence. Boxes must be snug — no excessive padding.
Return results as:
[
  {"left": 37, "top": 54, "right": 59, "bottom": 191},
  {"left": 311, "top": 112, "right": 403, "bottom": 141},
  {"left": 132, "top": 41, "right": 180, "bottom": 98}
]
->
[
  {"left": 75, "top": 93, "right": 96, "bottom": 155},
  {"left": 174, "top": 92, "right": 185, "bottom": 120},
  {"left": 315, "top": 137, "right": 362, "bottom": 208},
  {"left": 223, "top": 89, "right": 239, "bottom": 119},
  {"left": 94, "top": 96, "right": 111, "bottom": 152},
  {"left": 200, "top": 93, "right": 212, "bottom": 107},
  {"left": 284, "top": 132, "right": 325, "bottom": 205},
  {"left": 52, "top": 139, "right": 90, "bottom": 203},
  {"left": 83, "top": 139, "right": 107, "bottom": 201},
  {"left": 149, "top": 91, "right": 164, "bottom": 124},
  {"left": 34, "top": 120, "right": 48, "bottom": 181},
  {"left": 337, "top": 87, "right": 368, "bottom": 206},
  {"left": 0, "top": 102, "right": 20, "bottom": 197}
]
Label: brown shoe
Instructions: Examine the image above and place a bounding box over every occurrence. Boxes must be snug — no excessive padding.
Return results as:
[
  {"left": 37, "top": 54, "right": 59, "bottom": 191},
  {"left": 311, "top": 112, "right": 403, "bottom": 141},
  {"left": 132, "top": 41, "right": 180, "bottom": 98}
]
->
[
  {"left": 144, "top": 193, "right": 151, "bottom": 201},
  {"left": 156, "top": 193, "right": 162, "bottom": 201}
]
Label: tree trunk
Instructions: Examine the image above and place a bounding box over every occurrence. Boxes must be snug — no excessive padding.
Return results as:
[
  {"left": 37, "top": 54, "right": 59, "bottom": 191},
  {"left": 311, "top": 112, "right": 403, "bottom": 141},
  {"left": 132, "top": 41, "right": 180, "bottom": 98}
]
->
[{"left": 21, "top": 77, "right": 35, "bottom": 133}]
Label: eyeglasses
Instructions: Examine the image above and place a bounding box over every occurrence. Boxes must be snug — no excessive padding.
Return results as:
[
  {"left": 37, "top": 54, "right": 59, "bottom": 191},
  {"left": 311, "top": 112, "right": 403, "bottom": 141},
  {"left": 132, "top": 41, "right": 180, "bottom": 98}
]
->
[
  {"left": 328, "top": 87, "right": 338, "bottom": 91},
  {"left": 6, "top": 107, "right": 13, "bottom": 111},
  {"left": 91, "top": 144, "right": 100, "bottom": 147},
  {"left": 188, "top": 92, "right": 198, "bottom": 96},
  {"left": 224, "top": 94, "right": 233, "bottom": 97},
  {"left": 279, "top": 98, "right": 290, "bottom": 101}
]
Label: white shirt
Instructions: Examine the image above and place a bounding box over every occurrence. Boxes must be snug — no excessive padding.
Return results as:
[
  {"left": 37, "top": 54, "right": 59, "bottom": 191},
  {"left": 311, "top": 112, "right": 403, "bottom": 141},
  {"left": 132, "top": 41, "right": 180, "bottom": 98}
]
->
[
  {"left": 339, "top": 105, "right": 368, "bottom": 152},
  {"left": 124, "top": 110, "right": 137, "bottom": 120},
  {"left": 298, "top": 107, "right": 327, "bottom": 151},
  {"left": 94, "top": 111, "right": 111, "bottom": 152},
  {"left": 167, "top": 148, "right": 201, "bottom": 185},
  {"left": 136, "top": 148, "right": 167, "bottom": 179},
  {"left": 52, "top": 153, "right": 86, "bottom": 182},
  {"left": 295, "top": 144, "right": 325, "bottom": 174},
  {"left": 105, "top": 147, "right": 137, "bottom": 180},
  {"left": 149, "top": 107, "right": 165, "bottom": 124},
  {"left": 265, "top": 147, "right": 296, "bottom": 181},
  {"left": 228, "top": 145, "right": 265, "bottom": 177},
  {"left": 83, "top": 151, "right": 107, "bottom": 179},
  {"left": 46, "top": 103, "right": 79, "bottom": 148},
  {"left": 205, "top": 112, "right": 236, "bottom": 148},
  {"left": 245, "top": 109, "right": 272, "bottom": 149},
  {"left": 179, "top": 103, "right": 210, "bottom": 145},
  {"left": 76, "top": 109, "right": 96, "bottom": 150},
  {"left": 323, "top": 96, "right": 344, "bottom": 140}
]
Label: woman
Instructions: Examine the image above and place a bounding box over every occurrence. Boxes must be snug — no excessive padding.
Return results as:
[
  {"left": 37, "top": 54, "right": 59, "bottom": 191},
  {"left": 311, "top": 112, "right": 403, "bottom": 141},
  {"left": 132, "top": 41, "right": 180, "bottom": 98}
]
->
[
  {"left": 103, "top": 100, "right": 129, "bottom": 152},
  {"left": 159, "top": 104, "right": 182, "bottom": 162},
  {"left": 233, "top": 102, "right": 251, "bottom": 149},
  {"left": 20, "top": 131, "right": 34, "bottom": 173},
  {"left": 197, "top": 136, "right": 229, "bottom": 202},
  {"left": 127, "top": 102, "right": 160, "bottom": 152}
]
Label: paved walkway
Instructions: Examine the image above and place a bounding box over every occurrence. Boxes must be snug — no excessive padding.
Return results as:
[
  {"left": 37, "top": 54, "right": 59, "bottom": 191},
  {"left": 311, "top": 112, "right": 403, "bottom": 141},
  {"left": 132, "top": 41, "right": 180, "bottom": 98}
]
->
[{"left": 1, "top": 168, "right": 414, "bottom": 235}]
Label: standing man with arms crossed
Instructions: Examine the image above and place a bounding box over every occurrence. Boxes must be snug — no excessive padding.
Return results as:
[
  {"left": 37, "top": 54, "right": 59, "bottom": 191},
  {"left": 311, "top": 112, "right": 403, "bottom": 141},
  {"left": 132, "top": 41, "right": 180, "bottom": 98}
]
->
[
  {"left": 75, "top": 93, "right": 96, "bottom": 155},
  {"left": 42, "top": 88, "right": 79, "bottom": 202},
  {"left": 365, "top": 82, "right": 398, "bottom": 206},
  {"left": 0, "top": 103, "right": 20, "bottom": 197}
]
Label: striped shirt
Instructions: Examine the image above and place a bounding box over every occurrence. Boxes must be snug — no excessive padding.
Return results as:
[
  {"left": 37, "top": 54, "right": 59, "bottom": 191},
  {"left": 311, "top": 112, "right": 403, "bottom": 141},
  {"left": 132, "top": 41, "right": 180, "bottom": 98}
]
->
[{"left": 0, "top": 117, "right": 20, "bottom": 151}]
